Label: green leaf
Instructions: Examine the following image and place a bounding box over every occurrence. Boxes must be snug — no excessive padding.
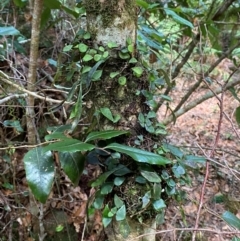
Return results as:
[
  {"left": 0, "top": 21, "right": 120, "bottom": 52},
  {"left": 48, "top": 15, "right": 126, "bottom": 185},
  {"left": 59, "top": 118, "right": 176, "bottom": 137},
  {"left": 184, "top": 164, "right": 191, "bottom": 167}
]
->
[
  {"left": 59, "top": 152, "right": 85, "bottom": 185},
  {"left": 43, "top": 0, "right": 61, "bottom": 9},
  {"left": 100, "top": 107, "right": 114, "bottom": 121},
  {"left": 85, "top": 130, "right": 128, "bottom": 142},
  {"left": 138, "top": 113, "right": 145, "bottom": 127},
  {"left": 114, "top": 194, "right": 124, "bottom": 208},
  {"left": 92, "top": 70, "right": 102, "bottom": 81},
  {"left": 108, "top": 207, "right": 118, "bottom": 217},
  {"left": 102, "top": 51, "right": 109, "bottom": 59},
  {"left": 163, "top": 143, "right": 183, "bottom": 158},
  {"left": 83, "top": 32, "right": 91, "bottom": 39},
  {"left": 0, "top": 26, "right": 20, "bottom": 36},
  {"left": 113, "top": 165, "right": 131, "bottom": 176},
  {"left": 222, "top": 211, "right": 240, "bottom": 230},
  {"left": 156, "top": 211, "right": 165, "bottom": 225},
  {"left": 87, "top": 60, "right": 105, "bottom": 86},
  {"left": 41, "top": 7, "right": 51, "bottom": 29},
  {"left": 164, "top": 8, "right": 194, "bottom": 28},
  {"left": 118, "top": 76, "right": 127, "bottom": 85},
  {"left": 44, "top": 132, "right": 70, "bottom": 141},
  {"left": 93, "top": 191, "right": 104, "bottom": 209},
  {"left": 100, "top": 108, "right": 120, "bottom": 123},
  {"left": 153, "top": 199, "right": 166, "bottom": 211},
  {"left": 110, "top": 71, "right": 120, "bottom": 78},
  {"left": 118, "top": 219, "right": 131, "bottom": 238},
  {"left": 102, "top": 205, "right": 112, "bottom": 227},
  {"left": 55, "top": 224, "right": 64, "bottom": 232},
  {"left": 127, "top": 44, "right": 134, "bottom": 53},
  {"left": 152, "top": 183, "right": 162, "bottom": 200},
  {"left": 3, "top": 120, "right": 23, "bottom": 132},
  {"left": 13, "top": 0, "right": 27, "bottom": 7},
  {"left": 142, "top": 191, "right": 151, "bottom": 208},
  {"left": 81, "top": 66, "right": 91, "bottom": 74},
  {"left": 23, "top": 147, "right": 54, "bottom": 203},
  {"left": 116, "top": 205, "right": 126, "bottom": 221},
  {"left": 62, "top": 5, "right": 79, "bottom": 18},
  {"left": 63, "top": 45, "right": 73, "bottom": 52},
  {"left": 107, "top": 41, "right": 118, "bottom": 48},
  {"left": 43, "top": 139, "right": 95, "bottom": 153},
  {"left": 129, "top": 58, "right": 138, "bottom": 64},
  {"left": 99, "top": 46, "right": 105, "bottom": 52},
  {"left": 235, "top": 106, "right": 240, "bottom": 125},
  {"left": 91, "top": 168, "right": 119, "bottom": 187},
  {"left": 78, "top": 43, "right": 88, "bottom": 53},
  {"left": 132, "top": 66, "right": 143, "bottom": 77},
  {"left": 114, "top": 177, "right": 125, "bottom": 186},
  {"left": 100, "top": 182, "right": 114, "bottom": 195},
  {"left": 106, "top": 143, "right": 171, "bottom": 165},
  {"left": 136, "top": 0, "right": 149, "bottom": 9},
  {"left": 94, "top": 54, "right": 102, "bottom": 61},
  {"left": 83, "top": 54, "right": 93, "bottom": 62},
  {"left": 141, "top": 170, "right": 161, "bottom": 183},
  {"left": 119, "top": 52, "right": 130, "bottom": 59},
  {"left": 135, "top": 176, "right": 147, "bottom": 184},
  {"left": 172, "top": 165, "right": 185, "bottom": 178}
]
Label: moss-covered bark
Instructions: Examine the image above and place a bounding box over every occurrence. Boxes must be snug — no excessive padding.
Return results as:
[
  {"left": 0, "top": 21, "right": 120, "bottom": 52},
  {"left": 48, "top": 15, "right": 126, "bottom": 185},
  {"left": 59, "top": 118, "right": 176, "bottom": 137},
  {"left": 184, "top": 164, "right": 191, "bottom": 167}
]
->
[{"left": 78, "top": 0, "right": 148, "bottom": 138}]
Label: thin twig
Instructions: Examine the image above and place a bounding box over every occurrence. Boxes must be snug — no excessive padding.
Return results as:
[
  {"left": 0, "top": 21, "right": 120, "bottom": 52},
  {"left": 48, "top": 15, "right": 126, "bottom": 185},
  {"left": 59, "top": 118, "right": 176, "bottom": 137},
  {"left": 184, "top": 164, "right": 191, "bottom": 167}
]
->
[
  {"left": 192, "top": 81, "right": 224, "bottom": 241},
  {"left": 0, "top": 71, "right": 74, "bottom": 105},
  {"left": 0, "top": 93, "right": 27, "bottom": 104},
  {"left": 128, "top": 228, "right": 240, "bottom": 241}
]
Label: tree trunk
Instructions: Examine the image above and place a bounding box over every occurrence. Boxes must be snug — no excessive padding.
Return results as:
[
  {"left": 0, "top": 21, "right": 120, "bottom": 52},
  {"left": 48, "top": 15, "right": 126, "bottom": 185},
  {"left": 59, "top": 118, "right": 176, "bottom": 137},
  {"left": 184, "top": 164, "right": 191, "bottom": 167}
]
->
[
  {"left": 82, "top": 1, "right": 155, "bottom": 240},
  {"left": 80, "top": 0, "right": 147, "bottom": 136}
]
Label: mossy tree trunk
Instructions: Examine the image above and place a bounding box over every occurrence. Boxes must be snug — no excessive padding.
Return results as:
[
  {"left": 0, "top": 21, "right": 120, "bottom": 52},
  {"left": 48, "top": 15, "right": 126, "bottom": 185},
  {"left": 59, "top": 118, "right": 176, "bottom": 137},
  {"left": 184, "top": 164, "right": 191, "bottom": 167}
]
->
[{"left": 81, "top": 0, "right": 148, "bottom": 136}]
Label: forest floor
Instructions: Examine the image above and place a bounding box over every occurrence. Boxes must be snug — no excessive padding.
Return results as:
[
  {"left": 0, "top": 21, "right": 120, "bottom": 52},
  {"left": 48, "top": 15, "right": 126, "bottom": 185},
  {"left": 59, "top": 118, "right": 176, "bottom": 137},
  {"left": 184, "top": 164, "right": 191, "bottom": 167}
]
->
[{"left": 157, "top": 78, "right": 240, "bottom": 240}]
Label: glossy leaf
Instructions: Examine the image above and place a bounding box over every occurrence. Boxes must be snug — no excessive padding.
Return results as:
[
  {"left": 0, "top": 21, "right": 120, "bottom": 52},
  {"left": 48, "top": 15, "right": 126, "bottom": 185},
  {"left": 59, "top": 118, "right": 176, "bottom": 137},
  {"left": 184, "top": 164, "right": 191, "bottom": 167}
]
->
[
  {"left": 43, "top": 0, "right": 61, "bottom": 9},
  {"left": 0, "top": 26, "right": 20, "bottom": 36},
  {"left": 142, "top": 191, "right": 151, "bottom": 208},
  {"left": 102, "top": 205, "right": 112, "bottom": 227},
  {"left": 163, "top": 143, "right": 183, "bottom": 158},
  {"left": 3, "top": 120, "right": 23, "bottom": 132},
  {"left": 164, "top": 8, "right": 194, "bottom": 28},
  {"left": 91, "top": 167, "right": 119, "bottom": 187},
  {"left": 101, "top": 182, "right": 114, "bottom": 195},
  {"left": 106, "top": 143, "right": 171, "bottom": 165},
  {"left": 172, "top": 164, "right": 185, "bottom": 178},
  {"left": 116, "top": 205, "right": 126, "bottom": 221},
  {"left": 59, "top": 152, "right": 85, "bottom": 185},
  {"left": 141, "top": 170, "right": 161, "bottom": 183},
  {"left": 85, "top": 130, "right": 128, "bottom": 142},
  {"left": 222, "top": 211, "right": 240, "bottom": 230},
  {"left": 43, "top": 139, "right": 95, "bottom": 152},
  {"left": 235, "top": 106, "right": 240, "bottom": 125},
  {"left": 23, "top": 147, "right": 54, "bottom": 203},
  {"left": 152, "top": 183, "right": 162, "bottom": 200},
  {"left": 114, "top": 194, "right": 124, "bottom": 208},
  {"left": 114, "top": 177, "right": 125, "bottom": 186},
  {"left": 153, "top": 199, "right": 166, "bottom": 211}
]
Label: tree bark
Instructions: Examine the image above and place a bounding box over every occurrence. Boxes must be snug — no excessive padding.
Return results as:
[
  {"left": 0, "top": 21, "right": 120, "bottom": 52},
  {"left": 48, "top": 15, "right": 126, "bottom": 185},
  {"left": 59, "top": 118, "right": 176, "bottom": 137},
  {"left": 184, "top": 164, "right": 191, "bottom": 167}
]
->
[
  {"left": 80, "top": 0, "right": 147, "bottom": 137},
  {"left": 26, "top": 0, "right": 43, "bottom": 144}
]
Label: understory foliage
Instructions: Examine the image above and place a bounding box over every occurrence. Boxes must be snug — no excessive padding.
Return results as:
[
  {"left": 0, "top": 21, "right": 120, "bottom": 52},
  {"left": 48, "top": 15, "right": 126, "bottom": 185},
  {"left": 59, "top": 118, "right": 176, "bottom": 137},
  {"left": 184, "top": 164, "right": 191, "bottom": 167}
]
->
[{"left": 1, "top": 0, "right": 240, "bottom": 240}]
